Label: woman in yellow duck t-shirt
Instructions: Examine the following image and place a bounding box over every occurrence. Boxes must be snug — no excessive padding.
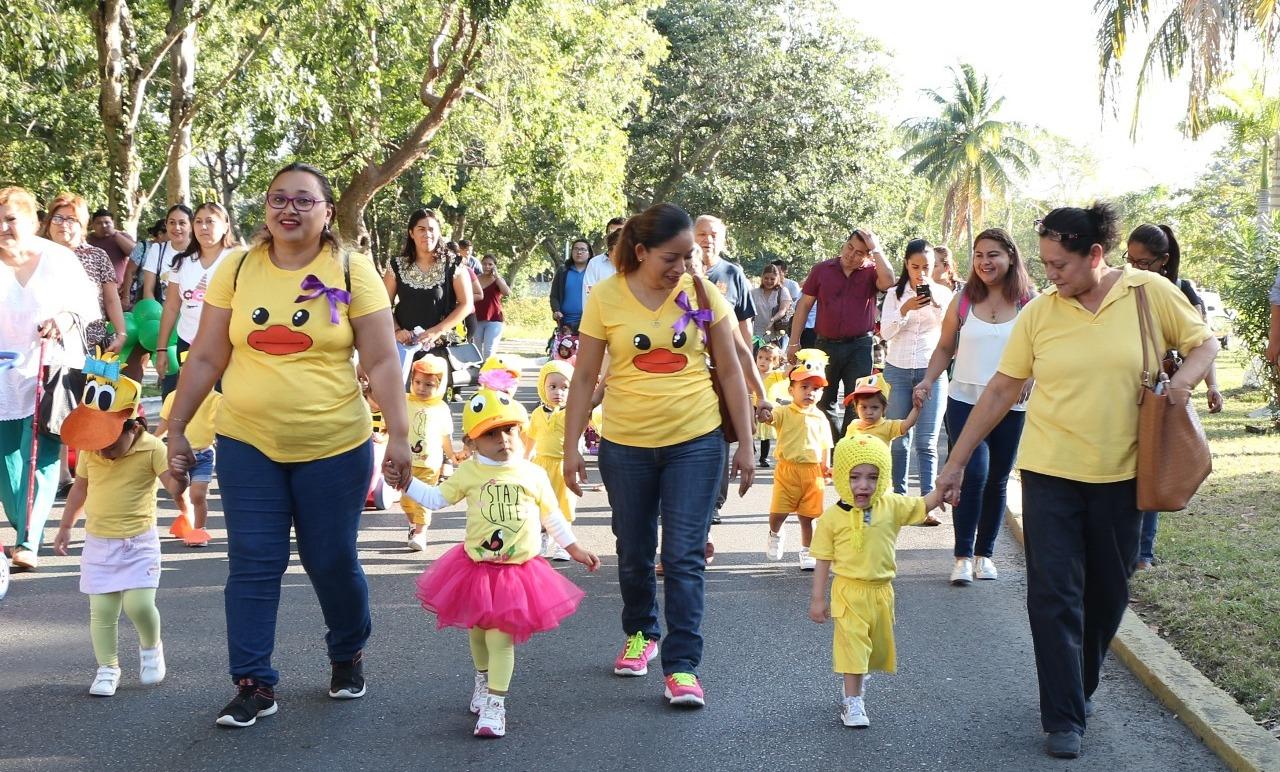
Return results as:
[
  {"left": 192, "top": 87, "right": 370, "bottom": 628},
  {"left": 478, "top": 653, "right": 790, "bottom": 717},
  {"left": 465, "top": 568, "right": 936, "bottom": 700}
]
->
[
  {"left": 165, "top": 163, "right": 411, "bottom": 730},
  {"left": 561, "top": 204, "right": 756, "bottom": 709}
]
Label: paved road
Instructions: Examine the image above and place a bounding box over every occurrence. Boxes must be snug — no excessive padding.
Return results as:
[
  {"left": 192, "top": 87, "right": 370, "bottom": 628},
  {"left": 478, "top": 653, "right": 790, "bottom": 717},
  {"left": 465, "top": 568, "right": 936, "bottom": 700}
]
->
[{"left": 0, "top": 375, "right": 1222, "bottom": 771}]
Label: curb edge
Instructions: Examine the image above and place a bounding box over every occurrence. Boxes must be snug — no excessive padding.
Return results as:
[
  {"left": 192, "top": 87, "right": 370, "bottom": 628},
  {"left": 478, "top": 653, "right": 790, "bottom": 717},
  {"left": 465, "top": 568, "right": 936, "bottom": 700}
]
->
[{"left": 1003, "top": 476, "right": 1280, "bottom": 772}]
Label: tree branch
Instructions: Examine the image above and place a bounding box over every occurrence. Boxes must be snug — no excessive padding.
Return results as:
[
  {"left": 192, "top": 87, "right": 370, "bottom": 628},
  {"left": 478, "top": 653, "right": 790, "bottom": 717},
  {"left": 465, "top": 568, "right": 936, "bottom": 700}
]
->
[{"left": 127, "top": 2, "right": 211, "bottom": 128}]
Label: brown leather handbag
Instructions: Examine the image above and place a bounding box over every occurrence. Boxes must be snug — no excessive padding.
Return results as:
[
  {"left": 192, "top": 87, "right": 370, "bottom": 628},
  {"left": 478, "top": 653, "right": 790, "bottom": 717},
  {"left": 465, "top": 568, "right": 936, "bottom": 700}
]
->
[
  {"left": 692, "top": 276, "right": 739, "bottom": 444},
  {"left": 1134, "top": 285, "right": 1212, "bottom": 511}
]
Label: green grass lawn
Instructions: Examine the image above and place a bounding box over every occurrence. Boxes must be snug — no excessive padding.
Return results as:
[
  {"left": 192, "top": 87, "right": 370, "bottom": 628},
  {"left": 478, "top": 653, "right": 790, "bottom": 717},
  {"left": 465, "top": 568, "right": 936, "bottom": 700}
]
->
[{"left": 1131, "top": 349, "right": 1280, "bottom": 730}]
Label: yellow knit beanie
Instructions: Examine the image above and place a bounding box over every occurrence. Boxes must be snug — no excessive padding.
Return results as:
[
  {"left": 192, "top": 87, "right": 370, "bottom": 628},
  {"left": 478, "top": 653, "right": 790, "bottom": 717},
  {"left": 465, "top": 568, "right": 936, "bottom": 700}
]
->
[{"left": 832, "top": 435, "right": 892, "bottom": 550}]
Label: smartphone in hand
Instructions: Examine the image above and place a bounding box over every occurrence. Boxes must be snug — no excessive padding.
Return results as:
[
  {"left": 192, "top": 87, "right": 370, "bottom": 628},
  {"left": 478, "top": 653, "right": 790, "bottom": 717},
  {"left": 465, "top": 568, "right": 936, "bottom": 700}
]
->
[{"left": 915, "top": 283, "right": 933, "bottom": 301}]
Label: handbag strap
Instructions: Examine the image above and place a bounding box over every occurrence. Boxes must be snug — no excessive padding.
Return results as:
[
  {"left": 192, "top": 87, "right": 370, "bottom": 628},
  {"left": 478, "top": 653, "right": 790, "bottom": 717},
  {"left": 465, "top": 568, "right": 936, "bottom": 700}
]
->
[
  {"left": 691, "top": 276, "right": 719, "bottom": 368},
  {"left": 1134, "top": 284, "right": 1161, "bottom": 388}
]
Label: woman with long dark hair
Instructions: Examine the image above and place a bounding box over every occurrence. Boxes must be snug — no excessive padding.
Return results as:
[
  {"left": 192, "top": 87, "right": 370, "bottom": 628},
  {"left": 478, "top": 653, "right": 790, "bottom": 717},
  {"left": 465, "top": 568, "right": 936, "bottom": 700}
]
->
[
  {"left": 167, "top": 163, "right": 411, "bottom": 728},
  {"left": 562, "top": 203, "right": 755, "bottom": 708},
  {"left": 913, "top": 228, "right": 1035, "bottom": 585},
  {"left": 1123, "top": 223, "right": 1222, "bottom": 570},
  {"left": 879, "top": 238, "right": 951, "bottom": 495},
  {"left": 383, "top": 209, "right": 474, "bottom": 393}
]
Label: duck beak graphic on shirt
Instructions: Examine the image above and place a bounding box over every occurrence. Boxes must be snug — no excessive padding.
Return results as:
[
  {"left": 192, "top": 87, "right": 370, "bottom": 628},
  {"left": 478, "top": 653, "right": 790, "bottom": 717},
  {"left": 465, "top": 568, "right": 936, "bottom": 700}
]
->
[
  {"left": 246, "top": 305, "right": 314, "bottom": 356},
  {"left": 630, "top": 329, "right": 693, "bottom": 374}
]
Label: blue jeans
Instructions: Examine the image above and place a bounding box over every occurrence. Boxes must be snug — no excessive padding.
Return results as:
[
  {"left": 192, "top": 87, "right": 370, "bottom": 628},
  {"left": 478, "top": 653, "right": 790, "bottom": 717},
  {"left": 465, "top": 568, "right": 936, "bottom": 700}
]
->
[
  {"left": 884, "top": 363, "right": 946, "bottom": 494},
  {"left": 598, "top": 429, "right": 725, "bottom": 676},
  {"left": 816, "top": 335, "right": 874, "bottom": 438},
  {"left": 1139, "top": 511, "right": 1158, "bottom": 562},
  {"left": 216, "top": 435, "right": 373, "bottom": 686},
  {"left": 473, "top": 320, "right": 504, "bottom": 361},
  {"left": 945, "top": 398, "right": 1025, "bottom": 558}
]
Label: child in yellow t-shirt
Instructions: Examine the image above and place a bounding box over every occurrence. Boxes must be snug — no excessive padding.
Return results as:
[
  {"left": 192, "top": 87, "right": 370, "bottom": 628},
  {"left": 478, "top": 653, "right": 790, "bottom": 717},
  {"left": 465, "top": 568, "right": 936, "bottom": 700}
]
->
[
  {"left": 528, "top": 360, "right": 577, "bottom": 562},
  {"left": 53, "top": 371, "right": 187, "bottom": 697},
  {"left": 157, "top": 389, "right": 221, "bottom": 547},
  {"left": 763, "top": 354, "right": 834, "bottom": 571},
  {"left": 404, "top": 355, "right": 458, "bottom": 552},
  {"left": 807, "top": 435, "right": 941, "bottom": 728},
  {"left": 842, "top": 373, "right": 918, "bottom": 446},
  {"left": 400, "top": 377, "right": 601, "bottom": 739},
  {"left": 753, "top": 344, "right": 788, "bottom": 468}
]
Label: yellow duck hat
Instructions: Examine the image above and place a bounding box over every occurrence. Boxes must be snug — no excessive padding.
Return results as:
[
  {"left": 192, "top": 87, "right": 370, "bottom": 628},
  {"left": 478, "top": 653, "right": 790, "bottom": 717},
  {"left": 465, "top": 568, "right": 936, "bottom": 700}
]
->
[
  {"left": 61, "top": 354, "right": 142, "bottom": 451},
  {"left": 832, "top": 434, "right": 893, "bottom": 550},
  {"left": 480, "top": 354, "right": 521, "bottom": 380},
  {"left": 537, "top": 360, "right": 574, "bottom": 405},
  {"left": 411, "top": 354, "right": 448, "bottom": 377},
  {"left": 462, "top": 385, "right": 529, "bottom": 440},
  {"left": 843, "top": 372, "right": 891, "bottom": 405},
  {"left": 791, "top": 348, "right": 829, "bottom": 382}
]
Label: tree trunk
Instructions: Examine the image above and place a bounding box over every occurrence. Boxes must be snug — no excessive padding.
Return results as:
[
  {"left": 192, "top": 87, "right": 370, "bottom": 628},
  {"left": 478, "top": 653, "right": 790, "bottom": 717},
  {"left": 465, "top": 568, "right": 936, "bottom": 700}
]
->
[
  {"left": 165, "top": 0, "right": 197, "bottom": 207},
  {"left": 95, "top": 0, "right": 145, "bottom": 231},
  {"left": 1267, "top": 133, "right": 1280, "bottom": 219}
]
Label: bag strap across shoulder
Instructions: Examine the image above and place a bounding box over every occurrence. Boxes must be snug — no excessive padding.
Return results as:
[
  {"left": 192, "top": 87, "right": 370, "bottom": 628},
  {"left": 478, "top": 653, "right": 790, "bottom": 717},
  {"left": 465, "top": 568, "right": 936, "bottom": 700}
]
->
[{"left": 1134, "top": 285, "right": 1161, "bottom": 389}]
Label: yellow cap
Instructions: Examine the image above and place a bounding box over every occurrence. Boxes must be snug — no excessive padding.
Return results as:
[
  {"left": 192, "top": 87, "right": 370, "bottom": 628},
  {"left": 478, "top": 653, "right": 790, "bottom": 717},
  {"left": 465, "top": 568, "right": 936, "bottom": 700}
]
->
[
  {"left": 480, "top": 355, "right": 520, "bottom": 380},
  {"left": 61, "top": 355, "right": 142, "bottom": 451},
  {"left": 462, "top": 386, "right": 529, "bottom": 439}
]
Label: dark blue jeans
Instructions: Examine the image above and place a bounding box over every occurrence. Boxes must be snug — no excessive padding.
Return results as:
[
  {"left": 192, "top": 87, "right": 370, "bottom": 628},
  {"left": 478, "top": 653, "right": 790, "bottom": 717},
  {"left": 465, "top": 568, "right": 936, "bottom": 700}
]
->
[
  {"left": 945, "top": 398, "right": 1026, "bottom": 558},
  {"left": 216, "top": 435, "right": 373, "bottom": 686},
  {"left": 599, "top": 429, "right": 725, "bottom": 676},
  {"left": 816, "top": 335, "right": 874, "bottom": 439},
  {"left": 1139, "top": 511, "right": 1158, "bottom": 562}
]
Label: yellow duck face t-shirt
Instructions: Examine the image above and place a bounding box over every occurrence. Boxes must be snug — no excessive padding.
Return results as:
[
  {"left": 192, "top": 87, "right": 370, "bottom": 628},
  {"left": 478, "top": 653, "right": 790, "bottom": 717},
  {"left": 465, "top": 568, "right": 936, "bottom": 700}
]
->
[
  {"left": 438, "top": 458, "right": 558, "bottom": 564},
  {"left": 204, "top": 245, "right": 390, "bottom": 462},
  {"left": 579, "top": 273, "right": 732, "bottom": 448}
]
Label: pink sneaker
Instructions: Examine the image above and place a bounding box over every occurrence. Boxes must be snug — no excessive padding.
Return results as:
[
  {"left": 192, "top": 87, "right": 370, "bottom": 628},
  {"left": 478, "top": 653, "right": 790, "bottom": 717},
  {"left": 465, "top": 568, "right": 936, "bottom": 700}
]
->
[
  {"left": 664, "top": 672, "right": 706, "bottom": 707},
  {"left": 613, "top": 631, "right": 658, "bottom": 676}
]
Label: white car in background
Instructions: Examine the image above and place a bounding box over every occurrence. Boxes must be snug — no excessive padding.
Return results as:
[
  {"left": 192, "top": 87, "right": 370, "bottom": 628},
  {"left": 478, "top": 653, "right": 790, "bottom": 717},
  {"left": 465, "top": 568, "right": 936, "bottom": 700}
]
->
[{"left": 1198, "top": 289, "right": 1232, "bottom": 348}]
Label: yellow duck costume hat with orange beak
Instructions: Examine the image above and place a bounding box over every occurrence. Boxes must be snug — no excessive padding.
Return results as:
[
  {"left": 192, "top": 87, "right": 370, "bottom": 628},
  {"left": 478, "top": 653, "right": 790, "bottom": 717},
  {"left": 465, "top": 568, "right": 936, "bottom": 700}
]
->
[
  {"left": 60, "top": 353, "right": 142, "bottom": 451},
  {"left": 462, "top": 371, "right": 530, "bottom": 440}
]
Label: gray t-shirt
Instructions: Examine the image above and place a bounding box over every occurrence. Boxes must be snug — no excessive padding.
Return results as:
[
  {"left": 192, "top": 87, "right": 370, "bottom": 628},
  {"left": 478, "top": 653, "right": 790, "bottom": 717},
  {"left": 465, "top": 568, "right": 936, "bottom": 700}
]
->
[{"left": 705, "top": 257, "right": 756, "bottom": 322}]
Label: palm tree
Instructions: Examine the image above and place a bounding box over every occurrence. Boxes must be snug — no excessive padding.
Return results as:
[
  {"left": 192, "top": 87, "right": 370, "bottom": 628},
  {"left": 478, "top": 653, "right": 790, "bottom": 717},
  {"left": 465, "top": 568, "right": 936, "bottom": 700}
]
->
[
  {"left": 1194, "top": 83, "right": 1280, "bottom": 219},
  {"left": 899, "top": 63, "right": 1040, "bottom": 249},
  {"left": 1096, "top": 1, "right": 1280, "bottom": 209}
]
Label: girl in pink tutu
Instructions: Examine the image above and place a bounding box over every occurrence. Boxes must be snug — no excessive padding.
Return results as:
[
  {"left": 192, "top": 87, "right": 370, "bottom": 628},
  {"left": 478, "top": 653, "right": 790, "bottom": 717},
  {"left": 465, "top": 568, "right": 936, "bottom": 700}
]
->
[{"left": 399, "top": 372, "right": 600, "bottom": 738}]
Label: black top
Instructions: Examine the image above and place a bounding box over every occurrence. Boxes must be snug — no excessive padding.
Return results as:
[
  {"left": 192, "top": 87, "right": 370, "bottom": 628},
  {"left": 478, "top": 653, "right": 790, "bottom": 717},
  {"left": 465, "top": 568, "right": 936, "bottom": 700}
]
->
[
  {"left": 1176, "top": 278, "right": 1202, "bottom": 312},
  {"left": 389, "top": 254, "right": 457, "bottom": 332}
]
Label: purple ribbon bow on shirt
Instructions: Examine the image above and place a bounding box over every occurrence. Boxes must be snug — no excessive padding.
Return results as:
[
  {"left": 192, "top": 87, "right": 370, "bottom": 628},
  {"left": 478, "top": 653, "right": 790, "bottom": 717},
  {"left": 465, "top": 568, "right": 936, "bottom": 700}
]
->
[
  {"left": 295, "top": 274, "right": 351, "bottom": 325},
  {"left": 673, "top": 290, "right": 713, "bottom": 341}
]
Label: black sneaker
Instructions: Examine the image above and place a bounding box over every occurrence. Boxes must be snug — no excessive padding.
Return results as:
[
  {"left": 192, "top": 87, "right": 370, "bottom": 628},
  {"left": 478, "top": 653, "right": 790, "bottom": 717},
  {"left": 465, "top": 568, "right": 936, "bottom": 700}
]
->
[
  {"left": 1046, "top": 730, "right": 1082, "bottom": 759},
  {"left": 757, "top": 459, "right": 770, "bottom": 469},
  {"left": 710, "top": 511, "right": 723, "bottom": 525},
  {"left": 329, "top": 652, "right": 366, "bottom": 699},
  {"left": 216, "top": 678, "right": 277, "bottom": 728}
]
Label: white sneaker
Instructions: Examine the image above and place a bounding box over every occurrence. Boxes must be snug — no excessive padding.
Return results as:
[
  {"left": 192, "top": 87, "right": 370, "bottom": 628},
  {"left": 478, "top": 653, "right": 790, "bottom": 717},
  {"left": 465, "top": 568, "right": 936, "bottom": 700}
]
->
[
  {"left": 798, "top": 547, "right": 816, "bottom": 571},
  {"left": 840, "top": 695, "right": 870, "bottom": 727},
  {"left": 975, "top": 556, "right": 998, "bottom": 580},
  {"left": 90, "top": 665, "right": 121, "bottom": 696},
  {"left": 950, "top": 558, "right": 974, "bottom": 586},
  {"left": 550, "top": 546, "right": 571, "bottom": 562},
  {"left": 470, "top": 671, "right": 488, "bottom": 715},
  {"left": 407, "top": 528, "right": 427, "bottom": 552},
  {"left": 474, "top": 694, "right": 506, "bottom": 738},
  {"left": 139, "top": 642, "right": 166, "bottom": 685},
  {"left": 765, "top": 530, "right": 784, "bottom": 561},
  {"left": 540, "top": 533, "right": 552, "bottom": 558}
]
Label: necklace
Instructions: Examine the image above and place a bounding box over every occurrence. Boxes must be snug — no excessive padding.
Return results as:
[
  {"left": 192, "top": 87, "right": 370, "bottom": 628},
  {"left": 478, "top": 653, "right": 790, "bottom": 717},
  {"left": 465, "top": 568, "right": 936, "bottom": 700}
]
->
[{"left": 398, "top": 253, "right": 446, "bottom": 290}]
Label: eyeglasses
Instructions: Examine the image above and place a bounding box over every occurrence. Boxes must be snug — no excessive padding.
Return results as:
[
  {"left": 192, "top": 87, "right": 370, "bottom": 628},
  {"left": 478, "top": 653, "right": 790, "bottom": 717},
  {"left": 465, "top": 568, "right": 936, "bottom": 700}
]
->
[
  {"left": 265, "top": 193, "right": 325, "bottom": 211},
  {"left": 1123, "top": 250, "right": 1166, "bottom": 270},
  {"left": 1034, "top": 219, "right": 1081, "bottom": 243},
  {"left": 48, "top": 214, "right": 80, "bottom": 226}
]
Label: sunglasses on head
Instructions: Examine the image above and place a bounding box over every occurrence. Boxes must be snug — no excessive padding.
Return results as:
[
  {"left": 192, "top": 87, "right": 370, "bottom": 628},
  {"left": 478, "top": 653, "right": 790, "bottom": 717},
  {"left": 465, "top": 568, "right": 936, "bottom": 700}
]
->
[{"left": 1034, "top": 219, "right": 1082, "bottom": 243}]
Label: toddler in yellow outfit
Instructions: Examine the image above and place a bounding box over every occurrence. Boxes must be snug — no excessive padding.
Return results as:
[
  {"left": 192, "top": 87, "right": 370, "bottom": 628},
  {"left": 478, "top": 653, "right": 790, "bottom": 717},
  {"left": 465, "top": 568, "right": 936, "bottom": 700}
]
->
[
  {"left": 763, "top": 351, "right": 834, "bottom": 571},
  {"left": 808, "top": 435, "right": 941, "bottom": 728},
  {"left": 157, "top": 388, "right": 221, "bottom": 547},
  {"left": 753, "top": 344, "right": 788, "bottom": 468},
  {"left": 528, "top": 360, "right": 576, "bottom": 561},
  {"left": 842, "top": 373, "right": 918, "bottom": 445},
  {"left": 403, "top": 355, "right": 458, "bottom": 552}
]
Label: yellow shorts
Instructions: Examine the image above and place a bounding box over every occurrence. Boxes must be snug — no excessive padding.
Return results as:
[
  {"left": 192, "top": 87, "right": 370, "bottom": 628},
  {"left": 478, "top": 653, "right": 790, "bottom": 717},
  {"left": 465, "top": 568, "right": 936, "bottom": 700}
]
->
[
  {"left": 534, "top": 454, "right": 576, "bottom": 522},
  {"left": 831, "top": 576, "right": 897, "bottom": 675},
  {"left": 769, "top": 460, "right": 825, "bottom": 517},
  {"left": 401, "top": 466, "right": 441, "bottom": 525}
]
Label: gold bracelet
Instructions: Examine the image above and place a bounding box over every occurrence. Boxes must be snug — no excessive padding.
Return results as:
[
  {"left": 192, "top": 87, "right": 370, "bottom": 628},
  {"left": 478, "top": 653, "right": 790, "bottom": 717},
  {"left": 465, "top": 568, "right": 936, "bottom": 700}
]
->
[{"left": 169, "top": 416, "right": 190, "bottom": 424}]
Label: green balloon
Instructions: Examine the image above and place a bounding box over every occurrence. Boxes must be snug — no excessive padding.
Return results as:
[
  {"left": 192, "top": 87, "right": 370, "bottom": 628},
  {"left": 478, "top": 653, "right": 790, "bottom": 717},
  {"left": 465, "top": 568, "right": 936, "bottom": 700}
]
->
[
  {"left": 166, "top": 344, "right": 180, "bottom": 372},
  {"left": 132, "top": 298, "right": 163, "bottom": 323}
]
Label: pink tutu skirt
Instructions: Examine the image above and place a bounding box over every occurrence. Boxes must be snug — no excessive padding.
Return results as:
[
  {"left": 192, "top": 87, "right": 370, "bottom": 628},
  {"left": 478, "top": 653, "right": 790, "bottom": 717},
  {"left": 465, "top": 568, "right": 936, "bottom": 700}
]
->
[{"left": 415, "top": 544, "right": 585, "bottom": 643}]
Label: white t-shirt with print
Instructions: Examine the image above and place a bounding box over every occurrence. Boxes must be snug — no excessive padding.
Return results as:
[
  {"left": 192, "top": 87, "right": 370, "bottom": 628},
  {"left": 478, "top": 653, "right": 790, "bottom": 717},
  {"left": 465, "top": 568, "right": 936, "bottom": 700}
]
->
[{"left": 166, "top": 249, "right": 232, "bottom": 343}]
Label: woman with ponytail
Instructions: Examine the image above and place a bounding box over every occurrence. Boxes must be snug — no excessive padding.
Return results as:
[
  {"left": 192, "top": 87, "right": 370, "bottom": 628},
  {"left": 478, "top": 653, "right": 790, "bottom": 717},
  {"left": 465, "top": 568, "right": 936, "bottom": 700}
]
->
[{"left": 1123, "top": 224, "right": 1223, "bottom": 570}]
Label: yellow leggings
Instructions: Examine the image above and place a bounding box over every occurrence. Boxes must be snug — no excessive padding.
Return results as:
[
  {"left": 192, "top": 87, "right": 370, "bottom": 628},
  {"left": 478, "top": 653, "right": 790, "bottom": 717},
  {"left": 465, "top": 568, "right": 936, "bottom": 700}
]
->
[
  {"left": 89, "top": 589, "right": 161, "bottom": 667},
  {"left": 468, "top": 627, "right": 515, "bottom": 692}
]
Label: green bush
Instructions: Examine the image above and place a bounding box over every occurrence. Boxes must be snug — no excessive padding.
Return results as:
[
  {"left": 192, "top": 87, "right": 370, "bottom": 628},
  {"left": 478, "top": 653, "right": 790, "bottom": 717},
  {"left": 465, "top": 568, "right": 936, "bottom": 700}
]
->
[
  {"left": 502, "top": 296, "right": 556, "bottom": 341},
  {"left": 1219, "top": 215, "right": 1280, "bottom": 417}
]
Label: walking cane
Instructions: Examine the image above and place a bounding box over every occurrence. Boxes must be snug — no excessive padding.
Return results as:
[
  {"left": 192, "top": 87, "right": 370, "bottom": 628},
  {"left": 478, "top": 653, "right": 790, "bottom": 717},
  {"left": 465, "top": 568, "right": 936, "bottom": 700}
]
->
[{"left": 23, "top": 340, "right": 48, "bottom": 554}]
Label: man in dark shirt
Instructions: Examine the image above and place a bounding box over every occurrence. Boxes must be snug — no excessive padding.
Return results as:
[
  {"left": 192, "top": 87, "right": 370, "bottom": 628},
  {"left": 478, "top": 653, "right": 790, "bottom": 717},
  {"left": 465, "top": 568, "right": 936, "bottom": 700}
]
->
[
  {"left": 86, "top": 209, "right": 136, "bottom": 286},
  {"left": 788, "top": 228, "right": 895, "bottom": 437}
]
